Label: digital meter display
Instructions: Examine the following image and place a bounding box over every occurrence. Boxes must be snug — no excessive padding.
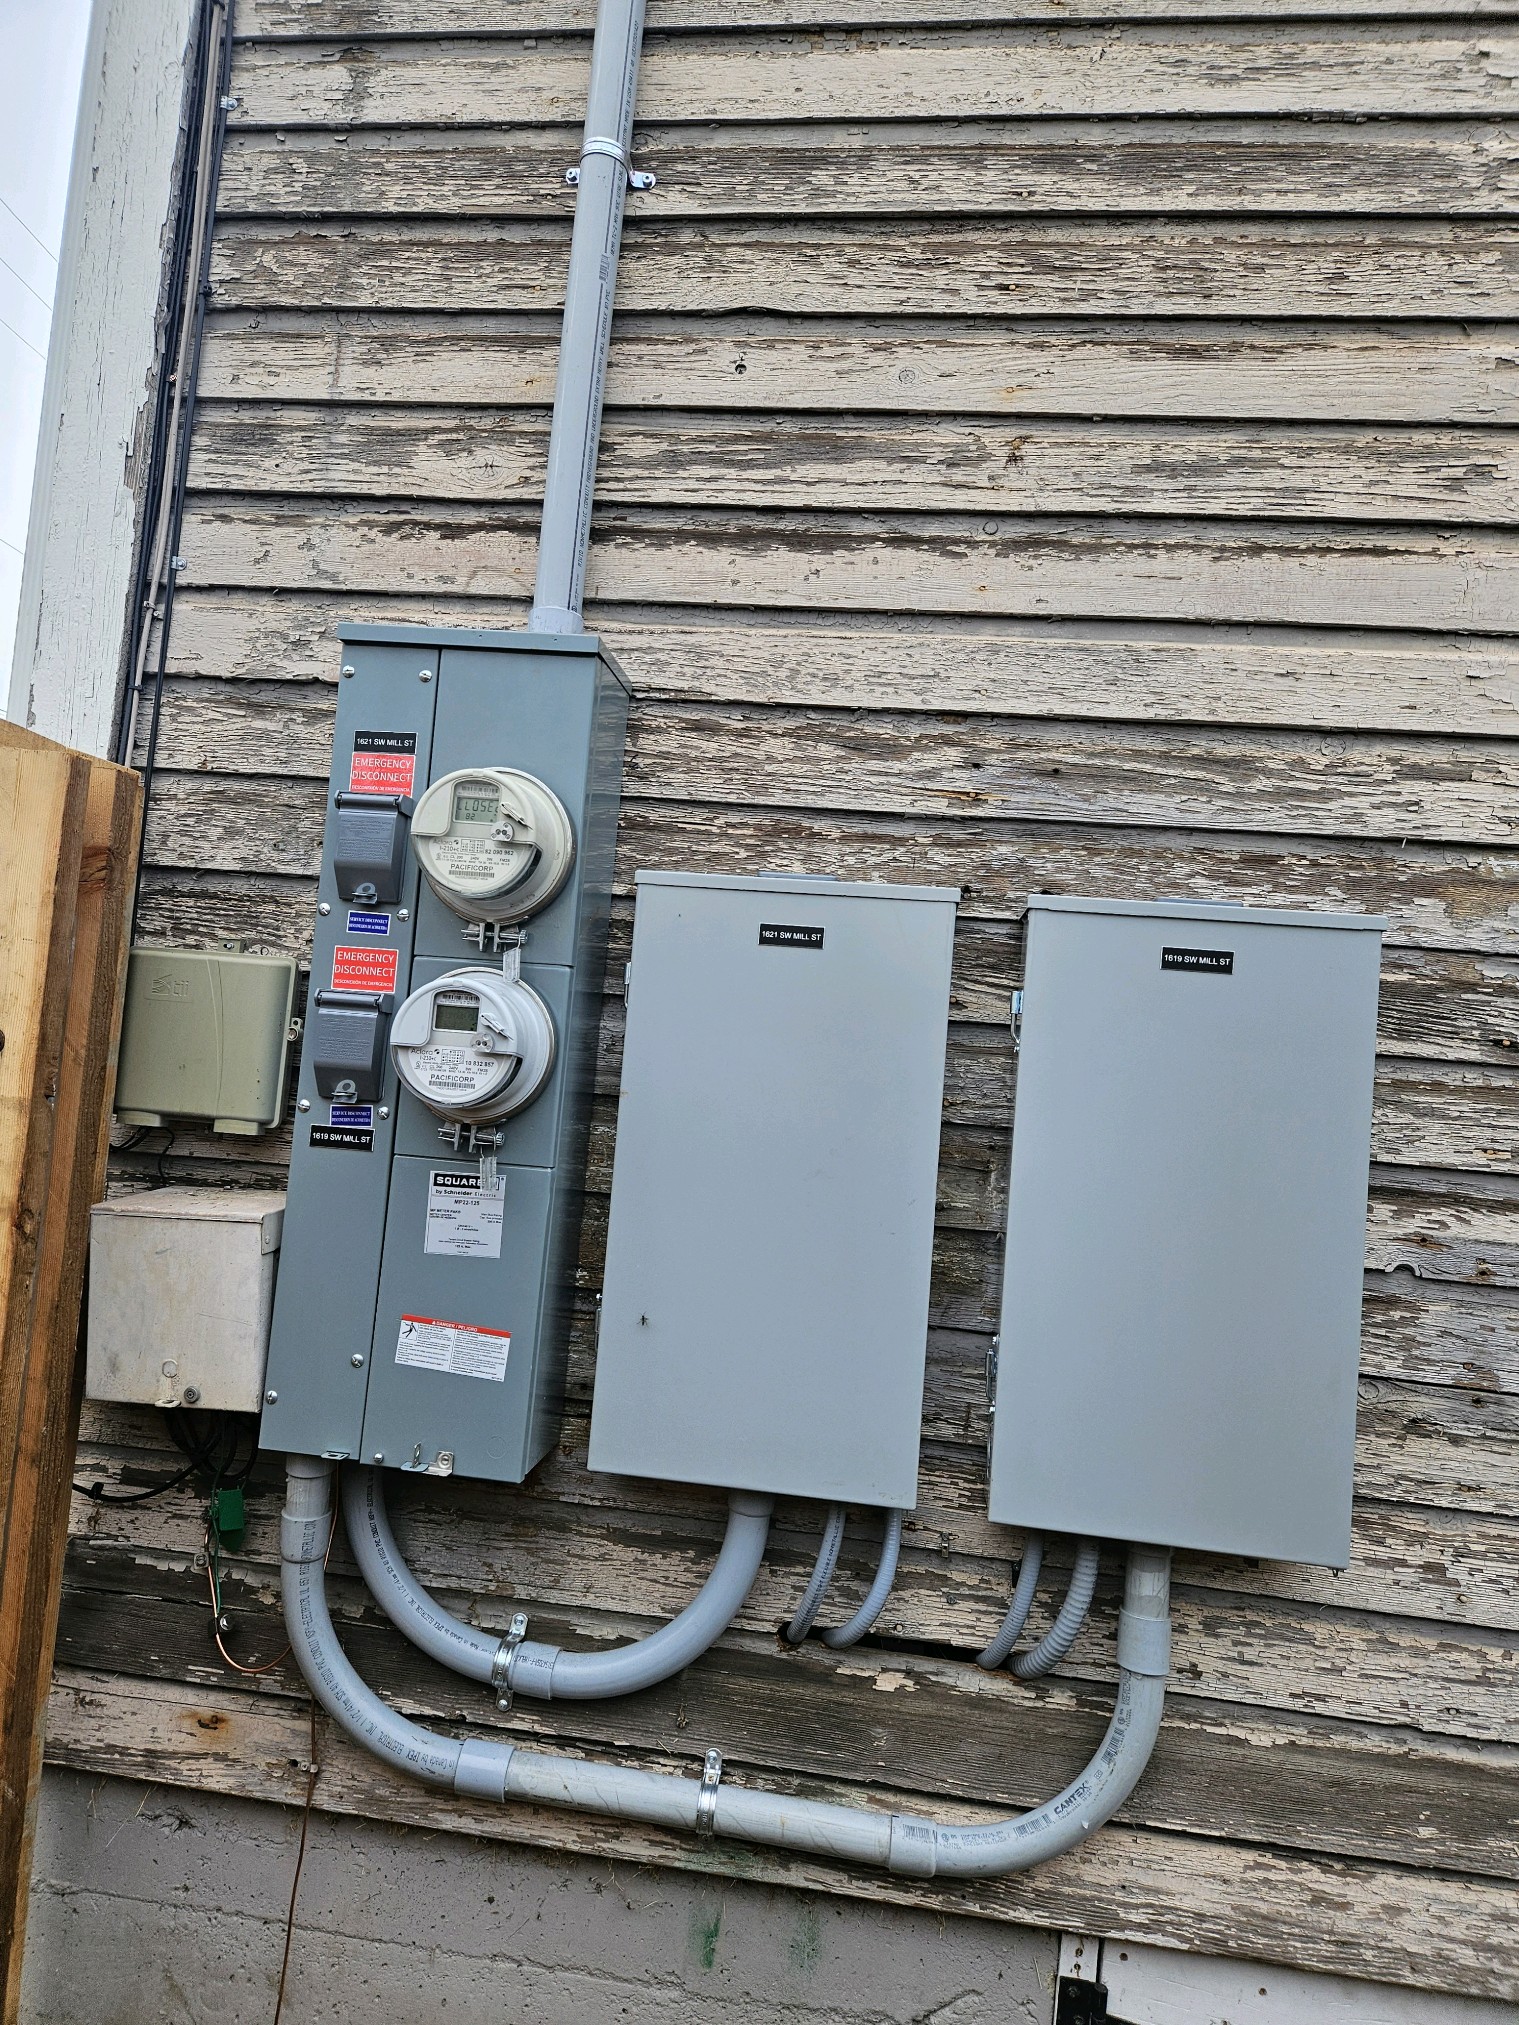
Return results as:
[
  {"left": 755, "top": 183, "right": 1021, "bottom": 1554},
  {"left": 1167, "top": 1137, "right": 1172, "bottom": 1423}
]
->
[
  {"left": 433, "top": 998, "right": 480, "bottom": 1033},
  {"left": 453, "top": 786, "right": 499, "bottom": 826}
]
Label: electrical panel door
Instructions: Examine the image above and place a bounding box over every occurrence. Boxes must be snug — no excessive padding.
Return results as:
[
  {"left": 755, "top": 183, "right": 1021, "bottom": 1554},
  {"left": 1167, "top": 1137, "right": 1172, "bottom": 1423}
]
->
[
  {"left": 589, "top": 872, "right": 959, "bottom": 1508},
  {"left": 988, "top": 896, "right": 1383, "bottom": 1567},
  {"left": 260, "top": 626, "right": 627, "bottom": 1483}
]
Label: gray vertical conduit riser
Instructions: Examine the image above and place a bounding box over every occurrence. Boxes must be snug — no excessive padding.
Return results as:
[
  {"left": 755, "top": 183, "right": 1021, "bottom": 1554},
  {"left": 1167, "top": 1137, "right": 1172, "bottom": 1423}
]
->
[
  {"left": 821, "top": 1508, "right": 904, "bottom": 1649},
  {"left": 345, "top": 1465, "right": 772, "bottom": 1702},
  {"left": 529, "top": 0, "right": 649, "bottom": 632},
  {"left": 283, "top": 1460, "right": 1172, "bottom": 1876}
]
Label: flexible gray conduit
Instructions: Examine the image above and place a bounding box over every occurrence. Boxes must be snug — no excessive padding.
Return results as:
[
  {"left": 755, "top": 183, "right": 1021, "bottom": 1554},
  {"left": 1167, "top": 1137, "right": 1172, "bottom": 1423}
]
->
[
  {"left": 344, "top": 1465, "right": 771, "bottom": 1702},
  {"left": 976, "top": 1533, "right": 1045, "bottom": 1670},
  {"left": 784, "top": 1503, "right": 846, "bottom": 1644},
  {"left": 285, "top": 1458, "right": 1171, "bottom": 1877},
  {"left": 1011, "top": 1538, "right": 1100, "bottom": 1681},
  {"left": 822, "top": 1508, "right": 904, "bottom": 1649}
]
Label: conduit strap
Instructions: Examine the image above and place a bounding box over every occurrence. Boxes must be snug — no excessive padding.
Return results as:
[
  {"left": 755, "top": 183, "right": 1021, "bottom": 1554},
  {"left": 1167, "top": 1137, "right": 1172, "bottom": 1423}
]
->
[{"left": 581, "top": 134, "right": 630, "bottom": 168}]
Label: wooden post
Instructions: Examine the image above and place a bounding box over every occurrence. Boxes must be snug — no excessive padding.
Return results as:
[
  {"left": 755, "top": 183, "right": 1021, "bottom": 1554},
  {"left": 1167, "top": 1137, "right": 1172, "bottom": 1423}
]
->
[{"left": 0, "top": 725, "right": 140, "bottom": 2024}]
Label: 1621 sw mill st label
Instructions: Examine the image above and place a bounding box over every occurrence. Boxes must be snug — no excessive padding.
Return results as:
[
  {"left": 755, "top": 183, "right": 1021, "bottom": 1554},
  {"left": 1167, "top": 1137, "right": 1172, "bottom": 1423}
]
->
[{"left": 759, "top": 923, "right": 825, "bottom": 949}]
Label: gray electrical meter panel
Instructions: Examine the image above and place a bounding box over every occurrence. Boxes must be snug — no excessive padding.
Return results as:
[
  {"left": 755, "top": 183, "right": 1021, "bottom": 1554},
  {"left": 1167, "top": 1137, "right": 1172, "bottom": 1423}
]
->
[
  {"left": 589, "top": 871, "right": 959, "bottom": 1508},
  {"left": 989, "top": 895, "right": 1384, "bottom": 1568},
  {"left": 260, "top": 626, "right": 628, "bottom": 1483}
]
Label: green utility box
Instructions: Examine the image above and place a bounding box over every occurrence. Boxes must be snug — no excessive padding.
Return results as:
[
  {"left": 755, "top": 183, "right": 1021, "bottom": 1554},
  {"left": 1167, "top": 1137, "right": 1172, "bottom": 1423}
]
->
[{"left": 114, "top": 947, "right": 297, "bottom": 1136}]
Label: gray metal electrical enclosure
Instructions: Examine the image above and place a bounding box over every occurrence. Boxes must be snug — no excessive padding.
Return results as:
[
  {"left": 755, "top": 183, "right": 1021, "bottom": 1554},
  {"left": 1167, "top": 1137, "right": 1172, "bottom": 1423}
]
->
[
  {"left": 260, "top": 626, "right": 627, "bottom": 1484},
  {"left": 589, "top": 872, "right": 958, "bottom": 1508},
  {"left": 988, "top": 896, "right": 1383, "bottom": 1568}
]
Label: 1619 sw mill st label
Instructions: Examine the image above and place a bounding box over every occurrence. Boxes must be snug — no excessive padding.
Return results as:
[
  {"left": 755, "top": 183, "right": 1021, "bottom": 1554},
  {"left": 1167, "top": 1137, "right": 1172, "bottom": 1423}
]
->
[
  {"left": 759, "top": 923, "right": 825, "bottom": 949},
  {"left": 1162, "top": 946, "right": 1234, "bottom": 975}
]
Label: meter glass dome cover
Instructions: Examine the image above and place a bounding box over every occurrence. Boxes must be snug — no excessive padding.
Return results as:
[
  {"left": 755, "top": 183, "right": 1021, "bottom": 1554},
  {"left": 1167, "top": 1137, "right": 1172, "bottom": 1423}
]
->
[
  {"left": 389, "top": 966, "right": 556, "bottom": 1125},
  {"left": 411, "top": 766, "right": 576, "bottom": 923}
]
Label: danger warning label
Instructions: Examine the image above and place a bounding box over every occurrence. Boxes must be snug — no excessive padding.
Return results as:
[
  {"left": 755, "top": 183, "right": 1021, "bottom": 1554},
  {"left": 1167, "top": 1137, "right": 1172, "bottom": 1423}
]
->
[
  {"left": 349, "top": 730, "right": 417, "bottom": 797},
  {"left": 332, "top": 944, "right": 399, "bottom": 993}
]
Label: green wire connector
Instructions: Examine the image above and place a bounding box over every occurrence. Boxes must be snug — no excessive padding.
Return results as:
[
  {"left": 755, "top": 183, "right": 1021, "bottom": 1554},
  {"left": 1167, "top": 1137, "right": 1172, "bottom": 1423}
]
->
[{"left": 209, "top": 1485, "right": 246, "bottom": 1550}]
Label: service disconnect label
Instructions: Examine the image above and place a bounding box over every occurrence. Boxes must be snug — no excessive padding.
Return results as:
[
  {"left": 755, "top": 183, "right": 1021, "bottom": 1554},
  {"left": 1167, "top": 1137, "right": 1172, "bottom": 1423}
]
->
[
  {"left": 332, "top": 944, "right": 399, "bottom": 993},
  {"left": 349, "top": 730, "right": 417, "bottom": 796}
]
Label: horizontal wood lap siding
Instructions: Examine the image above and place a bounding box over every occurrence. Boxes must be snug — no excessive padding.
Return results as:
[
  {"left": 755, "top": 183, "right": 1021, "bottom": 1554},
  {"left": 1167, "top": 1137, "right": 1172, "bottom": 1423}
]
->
[{"left": 66, "top": 0, "right": 1519, "bottom": 2004}]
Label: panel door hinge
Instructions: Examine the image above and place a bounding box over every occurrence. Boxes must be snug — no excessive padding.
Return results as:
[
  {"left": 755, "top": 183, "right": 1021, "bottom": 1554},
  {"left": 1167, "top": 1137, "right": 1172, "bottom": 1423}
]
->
[{"left": 1054, "top": 1977, "right": 1109, "bottom": 2025}]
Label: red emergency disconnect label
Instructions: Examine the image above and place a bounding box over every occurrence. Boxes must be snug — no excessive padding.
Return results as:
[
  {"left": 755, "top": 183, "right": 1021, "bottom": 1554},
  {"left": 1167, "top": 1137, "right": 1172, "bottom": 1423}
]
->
[
  {"left": 349, "top": 730, "right": 417, "bottom": 797},
  {"left": 332, "top": 944, "right": 399, "bottom": 992}
]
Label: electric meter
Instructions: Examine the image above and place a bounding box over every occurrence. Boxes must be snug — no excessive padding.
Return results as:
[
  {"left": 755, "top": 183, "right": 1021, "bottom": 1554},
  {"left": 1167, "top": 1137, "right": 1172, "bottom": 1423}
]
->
[
  {"left": 390, "top": 967, "right": 556, "bottom": 1126},
  {"left": 411, "top": 767, "right": 575, "bottom": 924}
]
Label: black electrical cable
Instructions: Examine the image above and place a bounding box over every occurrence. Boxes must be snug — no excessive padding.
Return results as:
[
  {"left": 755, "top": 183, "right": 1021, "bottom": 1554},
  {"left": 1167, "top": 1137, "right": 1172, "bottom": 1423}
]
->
[
  {"left": 118, "top": 0, "right": 237, "bottom": 929},
  {"left": 115, "top": 0, "right": 234, "bottom": 774}
]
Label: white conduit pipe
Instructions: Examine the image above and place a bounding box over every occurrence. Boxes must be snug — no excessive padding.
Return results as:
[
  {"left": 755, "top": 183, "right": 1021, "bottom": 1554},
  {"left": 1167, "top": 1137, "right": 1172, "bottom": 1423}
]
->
[
  {"left": 529, "top": 0, "right": 648, "bottom": 632},
  {"left": 285, "top": 1459, "right": 1171, "bottom": 1877},
  {"left": 343, "top": 1465, "right": 772, "bottom": 1701}
]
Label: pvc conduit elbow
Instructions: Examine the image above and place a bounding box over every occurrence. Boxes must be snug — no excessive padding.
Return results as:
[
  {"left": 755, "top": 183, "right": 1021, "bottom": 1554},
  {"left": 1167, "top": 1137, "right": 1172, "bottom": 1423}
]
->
[
  {"left": 1011, "top": 1537, "right": 1099, "bottom": 1680},
  {"left": 283, "top": 1476, "right": 1171, "bottom": 1882},
  {"left": 821, "top": 1508, "right": 904, "bottom": 1649},
  {"left": 282, "top": 1458, "right": 497, "bottom": 1794},
  {"left": 343, "top": 1467, "right": 501, "bottom": 1683},
  {"left": 506, "top": 1491, "right": 773, "bottom": 1701},
  {"left": 887, "top": 1546, "right": 1172, "bottom": 1878},
  {"left": 976, "top": 1533, "right": 1044, "bottom": 1670},
  {"left": 784, "top": 1504, "right": 846, "bottom": 1644}
]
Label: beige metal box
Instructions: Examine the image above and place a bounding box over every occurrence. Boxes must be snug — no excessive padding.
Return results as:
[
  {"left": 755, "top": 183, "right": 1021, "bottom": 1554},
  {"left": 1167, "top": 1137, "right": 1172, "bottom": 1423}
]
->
[
  {"left": 114, "top": 947, "right": 297, "bottom": 1135},
  {"left": 87, "top": 1189, "right": 286, "bottom": 1412}
]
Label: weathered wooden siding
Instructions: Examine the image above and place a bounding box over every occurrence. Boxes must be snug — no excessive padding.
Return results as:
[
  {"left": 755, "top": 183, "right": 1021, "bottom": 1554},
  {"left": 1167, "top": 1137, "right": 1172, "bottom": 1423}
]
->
[{"left": 53, "top": 0, "right": 1519, "bottom": 2003}]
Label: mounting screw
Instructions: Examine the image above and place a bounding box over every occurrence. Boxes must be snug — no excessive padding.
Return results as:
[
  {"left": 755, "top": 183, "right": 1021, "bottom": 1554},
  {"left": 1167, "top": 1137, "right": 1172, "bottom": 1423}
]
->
[
  {"left": 372, "top": 1452, "right": 384, "bottom": 1463},
  {"left": 397, "top": 908, "right": 410, "bottom": 921},
  {"left": 377, "top": 1105, "right": 390, "bottom": 1120},
  {"left": 351, "top": 1353, "right": 365, "bottom": 1367},
  {"left": 419, "top": 668, "right": 434, "bottom": 682},
  {"left": 170, "top": 556, "right": 187, "bottom": 572},
  {"left": 182, "top": 1385, "right": 201, "bottom": 1405},
  {"left": 317, "top": 901, "right": 331, "bottom": 916},
  {"left": 297, "top": 1097, "right": 311, "bottom": 1112},
  {"left": 219, "top": 95, "right": 239, "bottom": 111},
  {"left": 341, "top": 664, "right": 356, "bottom": 678},
  {"left": 265, "top": 1389, "right": 279, "bottom": 1405}
]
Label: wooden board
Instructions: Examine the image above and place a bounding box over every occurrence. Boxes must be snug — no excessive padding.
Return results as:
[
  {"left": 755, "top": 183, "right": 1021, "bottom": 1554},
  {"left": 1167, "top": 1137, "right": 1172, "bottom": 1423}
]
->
[
  {"left": 174, "top": 499, "right": 1519, "bottom": 635},
  {"left": 228, "top": 29, "right": 1519, "bottom": 126},
  {"left": 217, "top": 119, "right": 1519, "bottom": 220},
  {"left": 209, "top": 218, "right": 1519, "bottom": 318},
  {"left": 197, "top": 314, "right": 1519, "bottom": 426},
  {"left": 185, "top": 401, "right": 1519, "bottom": 526},
  {"left": 236, "top": 3, "right": 1519, "bottom": 33},
  {"left": 0, "top": 728, "right": 139, "bottom": 2025}
]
